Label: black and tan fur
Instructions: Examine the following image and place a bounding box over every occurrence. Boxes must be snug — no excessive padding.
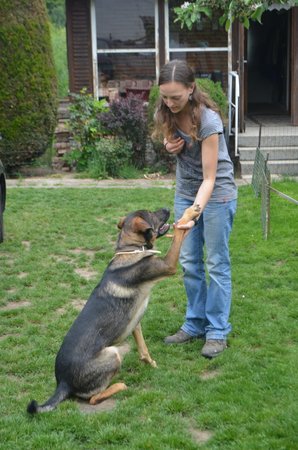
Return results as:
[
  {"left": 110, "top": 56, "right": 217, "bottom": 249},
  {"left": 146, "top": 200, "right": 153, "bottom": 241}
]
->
[{"left": 27, "top": 206, "right": 198, "bottom": 414}]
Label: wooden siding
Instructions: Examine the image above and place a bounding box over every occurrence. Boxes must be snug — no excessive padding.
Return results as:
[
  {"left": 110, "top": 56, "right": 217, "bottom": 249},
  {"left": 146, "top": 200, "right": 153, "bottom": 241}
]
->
[{"left": 66, "top": 0, "right": 93, "bottom": 94}]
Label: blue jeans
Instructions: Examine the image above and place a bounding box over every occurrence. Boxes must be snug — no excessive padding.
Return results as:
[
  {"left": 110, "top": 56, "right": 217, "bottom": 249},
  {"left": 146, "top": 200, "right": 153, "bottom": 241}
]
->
[{"left": 175, "top": 195, "right": 237, "bottom": 340}]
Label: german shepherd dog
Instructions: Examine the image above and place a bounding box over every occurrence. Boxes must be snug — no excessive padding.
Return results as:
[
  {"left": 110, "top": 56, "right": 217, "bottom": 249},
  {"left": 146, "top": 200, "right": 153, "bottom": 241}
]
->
[{"left": 27, "top": 206, "right": 199, "bottom": 414}]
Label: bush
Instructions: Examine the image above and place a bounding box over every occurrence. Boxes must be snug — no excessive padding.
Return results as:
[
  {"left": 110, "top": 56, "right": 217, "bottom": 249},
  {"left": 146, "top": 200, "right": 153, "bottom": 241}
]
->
[
  {"left": 196, "top": 78, "right": 228, "bottom": 119},
  {"left": 0, "top": 0, "right": 58, "bottom": 172},
  {"left": 66, "top": 90, "right": 108, "bottom": 171},
  {"left": 66, "top": 91, "right": 134, "bottom": 177},
  {"left": 87, "top": 137, "right": 133, "bottom": 179},
  {"left": 147, "top": 84, "right": 160, "bottom": 130},
  {"left": 99, "top": 94, "right": 147, "bottom": 168}
]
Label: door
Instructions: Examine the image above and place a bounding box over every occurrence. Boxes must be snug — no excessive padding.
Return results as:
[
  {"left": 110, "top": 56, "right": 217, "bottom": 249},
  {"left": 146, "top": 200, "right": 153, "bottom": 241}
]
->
[
  {"left": 247, "top": 9, "right": 290, "bottom": 117},
  {"left": 232, "top": 8, "right": 298, "bottom": 128}
]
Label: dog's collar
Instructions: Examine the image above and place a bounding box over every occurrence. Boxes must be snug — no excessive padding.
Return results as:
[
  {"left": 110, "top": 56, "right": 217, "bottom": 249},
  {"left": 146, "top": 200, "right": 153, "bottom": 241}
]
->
[{"left": 114, "top": 246, "right": 161, "bottom": 256}]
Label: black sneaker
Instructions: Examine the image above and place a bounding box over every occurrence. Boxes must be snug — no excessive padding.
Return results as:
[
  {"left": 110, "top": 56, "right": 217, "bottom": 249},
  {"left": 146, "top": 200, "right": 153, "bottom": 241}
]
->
[
  {"left": 201, "top": 339, "right": 227, "bottom": 358},
  {"left": 164, "top": 329, "right": 195, "bottom": 344}
]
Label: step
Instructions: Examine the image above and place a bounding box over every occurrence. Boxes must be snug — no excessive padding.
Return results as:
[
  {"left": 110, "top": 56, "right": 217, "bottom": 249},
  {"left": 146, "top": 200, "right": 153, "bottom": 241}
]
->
[
  {"left": 57, "top": 109, "right": 70, "bottom": 120},
  {"left": 239, "top": 147, "right": 298, "bottom": 161},
  {"left": 240, "top": 160, "right": 298, "bottom": 176},
  {"left": 55, "top": 122, "right": 70, "bottom": 133},
  {"left": 54, "top": 142, "right": 71, "bottom": 150},
  {"left": 238, "top": 135, "right": 298, "bottom": 147}
]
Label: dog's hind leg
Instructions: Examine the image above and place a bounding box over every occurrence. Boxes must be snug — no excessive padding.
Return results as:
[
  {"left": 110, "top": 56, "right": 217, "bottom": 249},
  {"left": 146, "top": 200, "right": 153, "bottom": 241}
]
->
[
  {"left": 133, "top": 323, "right": 157, "bottom": 368},
  {"left": 89, "top": 382, "right": 128, "bottom": 405},
  {"left": 87, "top": 346, "right": 128, "bottom": 405}
]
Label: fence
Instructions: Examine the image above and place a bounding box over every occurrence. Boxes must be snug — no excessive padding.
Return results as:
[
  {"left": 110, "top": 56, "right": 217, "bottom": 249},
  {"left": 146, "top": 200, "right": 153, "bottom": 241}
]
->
[{"left": 251, "top": 126, "right": 298, "bottom": 239}]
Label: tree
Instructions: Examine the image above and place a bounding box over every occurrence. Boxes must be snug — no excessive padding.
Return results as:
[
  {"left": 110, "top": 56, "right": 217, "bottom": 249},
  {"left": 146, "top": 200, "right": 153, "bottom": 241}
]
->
[
  {"left": 46, "top": 0, "right": 65, "bottom": 27},
  {"left": 0, "top": 0, "right": 57, "bottom": 172},
  {"left": 174, "top": 0, "right": 298, "bottom": 31}
]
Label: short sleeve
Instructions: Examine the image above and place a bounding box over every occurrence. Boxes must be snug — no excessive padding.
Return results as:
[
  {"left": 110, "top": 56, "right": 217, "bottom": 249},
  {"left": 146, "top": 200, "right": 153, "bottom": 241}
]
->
[{"left": 199, "top": 107, "right": 223, "bottom": 140}]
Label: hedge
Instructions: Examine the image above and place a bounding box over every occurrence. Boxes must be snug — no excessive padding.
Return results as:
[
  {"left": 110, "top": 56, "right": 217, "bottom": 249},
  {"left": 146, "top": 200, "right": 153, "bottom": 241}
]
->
[{"left": 0, "top": 0, "right": 58, "bottom": 171}]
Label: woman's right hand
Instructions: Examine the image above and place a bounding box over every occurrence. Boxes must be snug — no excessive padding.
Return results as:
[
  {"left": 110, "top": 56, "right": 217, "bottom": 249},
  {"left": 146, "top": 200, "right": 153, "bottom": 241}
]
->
[{"left": 163, "top": 137, "right": 185, "bottom": 155}]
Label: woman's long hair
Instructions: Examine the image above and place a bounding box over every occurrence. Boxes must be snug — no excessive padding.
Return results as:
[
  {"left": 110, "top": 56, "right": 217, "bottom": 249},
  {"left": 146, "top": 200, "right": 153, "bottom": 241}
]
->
[{"left": 152, "top": 60, "right": 219, "bottom": 142}]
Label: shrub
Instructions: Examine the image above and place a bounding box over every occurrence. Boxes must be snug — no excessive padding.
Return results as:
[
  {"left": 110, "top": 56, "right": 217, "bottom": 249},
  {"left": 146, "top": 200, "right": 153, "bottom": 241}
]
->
[
  {"left": 0, "top": 0, "right": 58, "bottom": 172},
  {"left": 196, "top": 78, "right": 228, "bottom": 119},
  {"left": 67, "top": 91, "right": 134, "bottom": 177},
  {"left": 66, "top": 90, "right": 108, "bottom": 171},
  {"left": 147, "top": 84, "right": 160, "bottom": 130},
  {"left": 87, "top": 137, "right": 133, "bottom": 179},
  {"left": 99, "top": 94, "right": 147, "bottom": 168}
]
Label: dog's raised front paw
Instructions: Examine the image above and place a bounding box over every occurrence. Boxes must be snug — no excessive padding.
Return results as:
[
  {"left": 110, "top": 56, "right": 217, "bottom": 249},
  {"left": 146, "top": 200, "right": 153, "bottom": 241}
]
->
[{"left": 140, "top": 355, "right": 157, "bottom": 368}]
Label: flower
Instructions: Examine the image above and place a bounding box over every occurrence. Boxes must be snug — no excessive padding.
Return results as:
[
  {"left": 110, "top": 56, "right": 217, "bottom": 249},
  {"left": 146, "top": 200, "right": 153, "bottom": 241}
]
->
[{"left": 181, "top": 2, "right": 191, "bottom": 9}]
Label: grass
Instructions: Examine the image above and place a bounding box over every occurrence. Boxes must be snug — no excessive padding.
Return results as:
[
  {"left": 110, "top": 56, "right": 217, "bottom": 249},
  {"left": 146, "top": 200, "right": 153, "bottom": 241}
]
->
[{"left": 0, "top": 180, "right": 297, "bottom": 449}]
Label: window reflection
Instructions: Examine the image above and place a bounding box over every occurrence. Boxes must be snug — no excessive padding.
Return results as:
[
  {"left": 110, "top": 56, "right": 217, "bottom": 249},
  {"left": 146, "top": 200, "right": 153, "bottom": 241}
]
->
[{"left": 96, "top": 0, "right": 155, "bottom": 49}]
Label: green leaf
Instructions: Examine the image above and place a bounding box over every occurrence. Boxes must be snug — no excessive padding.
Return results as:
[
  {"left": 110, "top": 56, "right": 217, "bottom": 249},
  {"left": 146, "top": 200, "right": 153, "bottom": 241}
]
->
[
  {"left": 199, "top": 6, "right": 212, "bottom": 19},
  {"left": 191, "top": 12, "right": 197, "bottom": 23},
  {"left": 243, "top": 16, "right": 250, "bottom": 29},
  {"left": 186, "top": 18, "right": 193, "bottom": 30},
  {"left": 219, "top": 14, "right": 227, "bottom": 27},
  {"left": 225, "top": 18, "right": 231, "bottom": 32},
  {"left": 251, "top": 6, "right": 265, "bottom": 24}
]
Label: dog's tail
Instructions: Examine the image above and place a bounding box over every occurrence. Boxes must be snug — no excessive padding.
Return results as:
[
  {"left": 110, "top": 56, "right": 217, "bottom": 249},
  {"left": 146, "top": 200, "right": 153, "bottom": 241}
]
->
[{"left": 27, "top": 381, "right": 71, "bottom": 414}]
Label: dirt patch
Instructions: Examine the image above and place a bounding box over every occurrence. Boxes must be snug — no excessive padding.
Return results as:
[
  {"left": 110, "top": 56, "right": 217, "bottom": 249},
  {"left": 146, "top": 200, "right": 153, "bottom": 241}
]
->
[
  {"left": 77, "top": 398, "right": 117, "bottom": 414},
  {"left": 55, "top": 307, "right": 67, "bottom": 316},
  {"left": 199, "top": 368, "right": 221, "bottom": 381},
  {"left": 52, "top": 255, "right": 74, "bottom": 264},
  {"left": 0, "top": 301, "right": 31, "bottom": 311},
  {"left": 5, "top": 288, "right": 17, "bottom": 295},
  {"left": 0, "top": 333, "right": 20, "bottom": 341},
  {"left": 69, "top": 248, "right": 96, "bottom": 258},
  {"left": 17, "top": 272, "right": 28, "bottom": 279},
  {"left": 22, "top": 241, "right": 31, "bottom": 251},
  {"left": 75, "top": 268, "right": 98, "bottom": 280},
  {"left": 71, "top": 299, "right": 86, "bottom": 311},
  {"left": 189, "top": 426, "right": 213, "bottom": 444}
]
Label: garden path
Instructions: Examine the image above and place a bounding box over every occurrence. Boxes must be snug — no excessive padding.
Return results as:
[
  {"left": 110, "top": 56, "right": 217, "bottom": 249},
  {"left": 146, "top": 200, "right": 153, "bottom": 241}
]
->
[{"left": 6, "top": 173, "right": 249, "bottom": 188}]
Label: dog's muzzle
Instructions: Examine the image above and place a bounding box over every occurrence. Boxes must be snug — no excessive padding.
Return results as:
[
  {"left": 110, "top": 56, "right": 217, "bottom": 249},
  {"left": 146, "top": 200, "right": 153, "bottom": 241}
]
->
[{"left": 158, "top": 223, "right": 170, "bottom": 237}]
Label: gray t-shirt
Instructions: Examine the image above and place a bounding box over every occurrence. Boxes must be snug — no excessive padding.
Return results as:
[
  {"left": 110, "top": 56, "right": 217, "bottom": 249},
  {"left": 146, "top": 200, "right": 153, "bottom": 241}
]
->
[{"left": 175, "top": 106, "right": 237, "bottom": 203}]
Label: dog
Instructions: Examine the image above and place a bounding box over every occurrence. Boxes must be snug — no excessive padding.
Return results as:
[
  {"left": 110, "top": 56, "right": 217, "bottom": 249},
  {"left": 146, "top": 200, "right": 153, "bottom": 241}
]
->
[{"left": 27, "top": 206, "right": 199, "bottom": 414}]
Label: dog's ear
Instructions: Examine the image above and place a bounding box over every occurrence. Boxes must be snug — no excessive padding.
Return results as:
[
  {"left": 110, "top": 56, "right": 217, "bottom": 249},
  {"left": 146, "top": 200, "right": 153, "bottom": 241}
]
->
[
  {"left": 131, "top": 216, "right": 152, "bottom": 234},
  {"left": 117, "top": 217, "right": 126, "bottom": 229}
]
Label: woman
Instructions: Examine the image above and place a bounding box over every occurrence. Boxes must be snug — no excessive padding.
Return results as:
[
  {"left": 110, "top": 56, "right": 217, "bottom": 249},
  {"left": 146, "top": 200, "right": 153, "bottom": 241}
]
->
[{"left": 153, "top": 60, "right": 237, "bottom": 358}]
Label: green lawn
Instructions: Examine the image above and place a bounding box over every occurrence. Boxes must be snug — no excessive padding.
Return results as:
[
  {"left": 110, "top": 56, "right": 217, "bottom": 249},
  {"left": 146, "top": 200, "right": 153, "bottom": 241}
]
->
[{"left": 0, "top": 181, "right": 297, "bottom": 449}]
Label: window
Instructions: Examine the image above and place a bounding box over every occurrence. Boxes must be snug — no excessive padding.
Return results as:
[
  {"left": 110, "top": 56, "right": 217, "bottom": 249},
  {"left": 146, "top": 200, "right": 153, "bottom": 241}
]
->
[
  {"left": 166, "top": 0, "right": 228, "bottom": 88},
  {"left": 92, "top": 0, "right": 229, "bottom": 98},
  {"left": 95, "top": 0, "right": 157, "bottom": 99}
]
